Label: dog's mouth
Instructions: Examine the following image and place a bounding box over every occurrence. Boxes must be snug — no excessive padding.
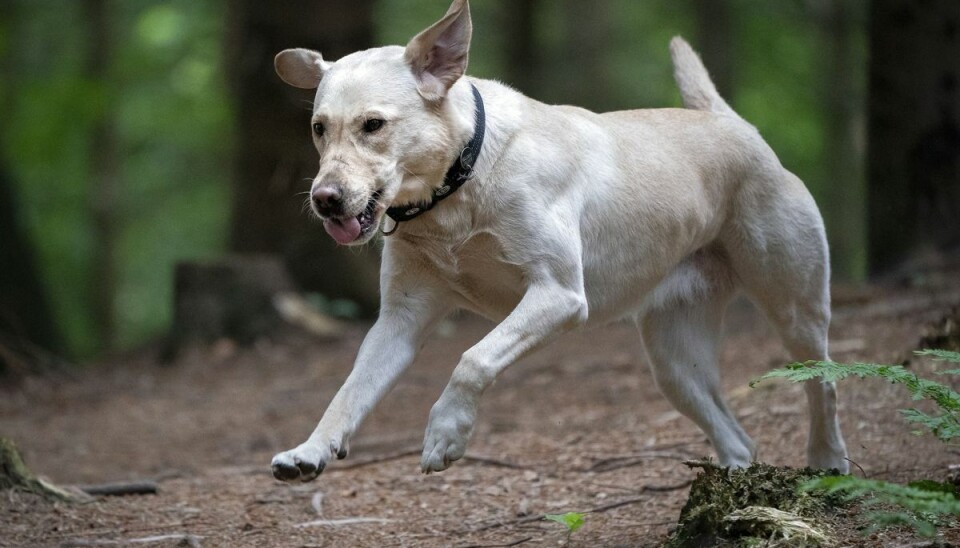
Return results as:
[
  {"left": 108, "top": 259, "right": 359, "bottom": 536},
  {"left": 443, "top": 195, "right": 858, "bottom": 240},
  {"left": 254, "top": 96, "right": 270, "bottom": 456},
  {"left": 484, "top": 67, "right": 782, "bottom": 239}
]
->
[{"left": 323, "top": 189, "right": 384, "bottom": 245}]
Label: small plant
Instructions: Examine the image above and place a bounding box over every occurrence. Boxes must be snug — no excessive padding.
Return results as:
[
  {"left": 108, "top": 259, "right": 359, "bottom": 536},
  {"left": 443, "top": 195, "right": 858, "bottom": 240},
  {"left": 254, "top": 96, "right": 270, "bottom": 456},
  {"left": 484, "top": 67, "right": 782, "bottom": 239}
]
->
[
  {"left": 753, "top": 349, "right": 960, "bottom": 537},
  {"left": 803, "top": 476, "right": 960, "bottom": 537},
  {"left": 544, "top": 511, "right": 585, "bottom": 539}
]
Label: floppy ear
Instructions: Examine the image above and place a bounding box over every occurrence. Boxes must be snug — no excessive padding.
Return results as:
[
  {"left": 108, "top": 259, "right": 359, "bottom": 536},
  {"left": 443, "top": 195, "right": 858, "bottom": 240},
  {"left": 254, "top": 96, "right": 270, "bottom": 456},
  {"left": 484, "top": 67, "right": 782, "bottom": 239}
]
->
[
  {"left": 404, "top": 0, "right": 472, "bottom": 101},
  {"left": 275, "top": 48, "right": 331, "bottom": 89}
]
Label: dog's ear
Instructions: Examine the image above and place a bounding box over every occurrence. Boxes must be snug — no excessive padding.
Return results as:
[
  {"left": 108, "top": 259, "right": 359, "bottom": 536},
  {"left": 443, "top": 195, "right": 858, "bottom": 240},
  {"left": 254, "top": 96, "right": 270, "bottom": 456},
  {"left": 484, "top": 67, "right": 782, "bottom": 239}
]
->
[
  {"left": 275, "top": 48, "right": 331, "bottom": 89},
  {"left": 404, "top": 0, "right": 472, "bottom": 101}
]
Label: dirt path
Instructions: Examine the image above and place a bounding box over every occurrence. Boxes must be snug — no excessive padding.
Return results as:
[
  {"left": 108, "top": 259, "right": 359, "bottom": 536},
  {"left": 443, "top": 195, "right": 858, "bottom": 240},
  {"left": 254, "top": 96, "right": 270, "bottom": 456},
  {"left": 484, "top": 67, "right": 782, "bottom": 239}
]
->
[{"left": 2, "top": 278, "right": 960, "bottom": 546}]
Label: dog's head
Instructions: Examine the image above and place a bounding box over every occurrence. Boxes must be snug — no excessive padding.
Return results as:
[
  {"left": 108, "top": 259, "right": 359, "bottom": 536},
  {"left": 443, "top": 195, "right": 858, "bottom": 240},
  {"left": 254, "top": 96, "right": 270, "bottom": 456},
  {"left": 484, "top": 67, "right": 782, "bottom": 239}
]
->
[{"left": 275, "top": 0, "right": 474, "bottom": 245}]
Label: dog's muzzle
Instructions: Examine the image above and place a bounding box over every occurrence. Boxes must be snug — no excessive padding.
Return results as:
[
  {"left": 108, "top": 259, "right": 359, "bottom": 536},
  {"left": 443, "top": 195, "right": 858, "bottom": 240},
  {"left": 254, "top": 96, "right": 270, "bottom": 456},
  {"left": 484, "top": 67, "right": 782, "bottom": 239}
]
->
[{"left": 322, "top": 190, "right": 383, "bottom": 245}]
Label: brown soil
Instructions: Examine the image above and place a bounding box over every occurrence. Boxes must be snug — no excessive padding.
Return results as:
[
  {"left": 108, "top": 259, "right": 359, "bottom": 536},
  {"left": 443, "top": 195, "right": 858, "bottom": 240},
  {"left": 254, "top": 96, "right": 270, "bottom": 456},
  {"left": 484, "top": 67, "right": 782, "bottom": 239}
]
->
[{"left": 2, "top": 276, "right": 960, "bottom": 547}]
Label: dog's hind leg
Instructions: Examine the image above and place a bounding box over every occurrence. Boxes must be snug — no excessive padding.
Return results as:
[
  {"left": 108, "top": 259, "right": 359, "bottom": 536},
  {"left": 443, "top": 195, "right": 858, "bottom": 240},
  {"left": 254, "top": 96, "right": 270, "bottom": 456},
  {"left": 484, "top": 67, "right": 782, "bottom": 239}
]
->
[
  {"left": 640, "top": 260, "right": 755, "bottom": 467},
  {"left": 724, "top": 171, "right": 849, "bottom": 472}
]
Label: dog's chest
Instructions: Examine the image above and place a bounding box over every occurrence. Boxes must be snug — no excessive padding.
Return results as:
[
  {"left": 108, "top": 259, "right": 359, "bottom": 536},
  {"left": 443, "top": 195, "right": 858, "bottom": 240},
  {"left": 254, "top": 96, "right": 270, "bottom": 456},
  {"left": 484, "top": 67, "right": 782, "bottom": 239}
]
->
[{"left": 410, "top": 231, "right": 525, "bottom": 319}]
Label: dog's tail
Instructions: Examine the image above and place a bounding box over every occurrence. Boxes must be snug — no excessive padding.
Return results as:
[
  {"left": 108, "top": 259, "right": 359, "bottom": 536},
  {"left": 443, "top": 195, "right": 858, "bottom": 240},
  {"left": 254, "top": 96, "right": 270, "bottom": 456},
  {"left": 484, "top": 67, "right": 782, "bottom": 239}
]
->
[{"left": 669, "top": 36, "right": 739, "bottom": 119}]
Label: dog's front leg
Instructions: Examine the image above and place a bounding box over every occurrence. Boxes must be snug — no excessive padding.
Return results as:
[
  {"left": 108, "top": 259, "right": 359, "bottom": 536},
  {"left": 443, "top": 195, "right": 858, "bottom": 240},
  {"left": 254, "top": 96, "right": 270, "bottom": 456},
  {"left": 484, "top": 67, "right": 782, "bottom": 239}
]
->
[
  {"left": 421, "top": 273, "right": 587, "bottom": 473},
  {"left": 272, "top": 264, "right": 452, "bottom": 482}
]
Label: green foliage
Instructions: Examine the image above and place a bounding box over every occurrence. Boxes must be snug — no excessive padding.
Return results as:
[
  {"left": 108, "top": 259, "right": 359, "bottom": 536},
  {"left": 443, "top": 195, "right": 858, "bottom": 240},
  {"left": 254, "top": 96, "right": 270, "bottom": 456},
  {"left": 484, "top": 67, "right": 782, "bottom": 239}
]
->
[
  {"left": 755, "top": 350, "right": 960, "bottom": 537},
  {"left": 752, "top": 350, "right": 960, "bottom": 444},
  {"left": 803, "top": 476, "right": 960, "bottom": 537},
  {"left": 916, "top": 349, "right": 960, "bottom": 364},
  {"left": 2, "top": 0, "right": 231, "bottom": 356},
  {"left": 543, "top": 512, "right": 585, "bottom": 534},
  {"left": 3, "top": 0, "right": 869, "bottom": 356}
]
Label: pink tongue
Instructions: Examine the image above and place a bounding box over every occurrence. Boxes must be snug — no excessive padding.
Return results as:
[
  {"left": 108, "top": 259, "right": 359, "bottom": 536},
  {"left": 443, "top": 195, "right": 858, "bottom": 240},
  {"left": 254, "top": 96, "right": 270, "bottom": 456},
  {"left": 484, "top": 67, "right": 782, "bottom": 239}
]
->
[{"left": 323, "top": 217, "right": 362, "bottom": 244}]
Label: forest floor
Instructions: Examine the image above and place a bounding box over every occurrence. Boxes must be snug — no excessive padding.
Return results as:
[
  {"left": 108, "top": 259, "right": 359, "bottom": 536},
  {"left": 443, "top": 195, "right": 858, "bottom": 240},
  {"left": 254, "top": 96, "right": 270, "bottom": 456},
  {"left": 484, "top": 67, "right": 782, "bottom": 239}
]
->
[{"left": 2, "top": 263, "right": 960, "bottom": 547}]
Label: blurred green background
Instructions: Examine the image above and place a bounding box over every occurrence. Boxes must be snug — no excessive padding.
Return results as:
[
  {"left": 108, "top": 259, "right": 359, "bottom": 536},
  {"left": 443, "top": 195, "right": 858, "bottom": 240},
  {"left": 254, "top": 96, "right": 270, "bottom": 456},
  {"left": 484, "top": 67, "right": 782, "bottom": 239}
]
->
[{"left": 1, "top": 0, "right": 956, "bottom": 361}]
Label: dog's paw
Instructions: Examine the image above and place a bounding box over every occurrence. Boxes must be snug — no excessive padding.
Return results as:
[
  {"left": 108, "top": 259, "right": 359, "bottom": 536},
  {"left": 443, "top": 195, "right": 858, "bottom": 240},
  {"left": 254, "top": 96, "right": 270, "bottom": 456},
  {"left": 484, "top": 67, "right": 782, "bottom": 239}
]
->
[
  {"left": 420, "top": 396, "right": 475, "bottom": 474},
  {"left": 271, "top": 438, "right": 348, "bottom": 482},
  {"left": 807, "top": 448, "right": 850, "bottom": 474}
]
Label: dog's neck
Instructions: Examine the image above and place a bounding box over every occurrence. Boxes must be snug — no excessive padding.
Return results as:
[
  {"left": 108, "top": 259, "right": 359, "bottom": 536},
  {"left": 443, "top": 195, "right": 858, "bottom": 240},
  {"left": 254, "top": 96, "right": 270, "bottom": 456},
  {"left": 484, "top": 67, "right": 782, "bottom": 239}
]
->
[{"left": 385, "top": 82, "right": 485, "bottom": 228}]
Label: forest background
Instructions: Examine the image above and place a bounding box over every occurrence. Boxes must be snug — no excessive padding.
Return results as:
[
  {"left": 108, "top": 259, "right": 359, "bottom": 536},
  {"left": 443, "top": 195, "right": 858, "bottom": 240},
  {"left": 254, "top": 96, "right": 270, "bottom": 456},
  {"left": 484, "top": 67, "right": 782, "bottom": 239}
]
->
[{"left": 2, "top": 0, "right": 956, "bottom": 361}]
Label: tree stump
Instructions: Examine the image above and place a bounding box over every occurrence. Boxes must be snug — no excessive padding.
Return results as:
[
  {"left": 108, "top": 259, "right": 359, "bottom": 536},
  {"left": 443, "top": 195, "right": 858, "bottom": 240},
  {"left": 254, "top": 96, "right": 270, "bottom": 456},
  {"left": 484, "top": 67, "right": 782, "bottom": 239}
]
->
[{"left": 165, "top": 254, "right": 297, "bottom": 358}]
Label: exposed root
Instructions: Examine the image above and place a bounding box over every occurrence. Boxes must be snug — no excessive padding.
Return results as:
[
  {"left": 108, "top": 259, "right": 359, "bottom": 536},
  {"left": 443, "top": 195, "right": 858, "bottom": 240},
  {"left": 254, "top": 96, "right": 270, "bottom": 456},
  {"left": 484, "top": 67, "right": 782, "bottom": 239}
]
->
[{"left": 0, "top": 437, "right": 90, "bottom": 502}]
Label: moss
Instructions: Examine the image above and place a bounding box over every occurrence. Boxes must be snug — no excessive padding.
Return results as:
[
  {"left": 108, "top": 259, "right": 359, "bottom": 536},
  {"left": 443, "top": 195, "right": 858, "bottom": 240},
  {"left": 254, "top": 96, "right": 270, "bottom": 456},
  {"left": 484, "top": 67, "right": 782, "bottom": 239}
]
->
[
  {"left": 0, "top": 437, "right": 83, "bottom": 501},
  {"left": 666, "top": 460, "right": 844, "bottom": 547}
]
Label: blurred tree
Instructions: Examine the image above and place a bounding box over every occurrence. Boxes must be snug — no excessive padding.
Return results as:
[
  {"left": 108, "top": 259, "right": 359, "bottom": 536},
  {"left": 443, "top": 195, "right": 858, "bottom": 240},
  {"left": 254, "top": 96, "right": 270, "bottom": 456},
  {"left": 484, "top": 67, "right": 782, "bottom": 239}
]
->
[
  {"left": 225, "top": 0, "right": 380, "bottom": 314},
  {"left": 812, "top": 0, "right": 867, "bottom": 280},
  {"left": 692, "top": 0, "right": 733, "bottom": 100},
  {"left": 868, "top": 0, "right": 960, "bottom": 272},
  {"left": 0, "top": 158, "right": 63, "bottom": 372},
  {"left": 84, "top": 0, "right": 120, "bottom": 350},
  {"left": 501, "top": 0, "right": 539, "bottom": 96},
  {"left": 562, "top": 0, "right": 614, "bottom": 111}
]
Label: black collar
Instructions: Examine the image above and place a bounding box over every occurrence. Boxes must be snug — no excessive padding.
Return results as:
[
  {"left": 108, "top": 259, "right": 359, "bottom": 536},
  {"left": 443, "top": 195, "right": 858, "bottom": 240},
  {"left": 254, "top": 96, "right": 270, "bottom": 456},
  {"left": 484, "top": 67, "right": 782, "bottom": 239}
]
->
[{"left": 385, "top": 83, "right": 485, "bottom": 227}]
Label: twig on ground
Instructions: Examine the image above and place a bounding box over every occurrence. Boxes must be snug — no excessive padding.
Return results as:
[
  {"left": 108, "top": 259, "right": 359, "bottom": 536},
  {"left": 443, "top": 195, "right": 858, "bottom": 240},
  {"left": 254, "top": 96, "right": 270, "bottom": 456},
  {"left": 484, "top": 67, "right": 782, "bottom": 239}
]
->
[
  {"left": 295, "top": 517, "right": 396, "bottom": 528},
  {"left": 61, "top": 534, "right": 202, "bottom": 547},
  {"left": 642, "top": 478, "right": 695, "bottom": 492},
  {"left": 458, "top": 536, "right": 534, "bottom": 548},
  {"left": 845, "top": 457, "right": 868, "bottom": 478},
  {"left": 586, "top": 450, "right": 698, "bottom": 473},
  {"left": 462, "top": 454, "right": 531, "bottom": 470},
  {"left": 580, "top": 479, "right": 693, "bottom": 514},
  {"left": 463, "top": 479, "right": 693, "bottom": 533},
  {"left": 76, "top": 481, "right": 158, "bottom": 496},
  {"left": 332, "top": 448, "right": 420, "bottom": 470},
  {"left": 334, "top": 449, "right": 531, "bottom": 471}
]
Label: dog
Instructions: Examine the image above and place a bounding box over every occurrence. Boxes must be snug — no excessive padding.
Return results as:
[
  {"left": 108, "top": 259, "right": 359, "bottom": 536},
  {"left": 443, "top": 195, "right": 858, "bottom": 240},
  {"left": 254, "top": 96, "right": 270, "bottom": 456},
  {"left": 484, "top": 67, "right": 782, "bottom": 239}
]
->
[{"left": 269, "top": 0, "right": 849, "bottom": 482}]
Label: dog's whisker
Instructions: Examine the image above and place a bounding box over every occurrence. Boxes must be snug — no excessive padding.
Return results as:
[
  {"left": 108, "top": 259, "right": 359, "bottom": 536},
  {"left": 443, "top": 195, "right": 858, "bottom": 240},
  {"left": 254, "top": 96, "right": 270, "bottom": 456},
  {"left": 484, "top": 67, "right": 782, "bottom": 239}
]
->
[{"left": 301, "top": 196, "right": 316, "bottom": 215}]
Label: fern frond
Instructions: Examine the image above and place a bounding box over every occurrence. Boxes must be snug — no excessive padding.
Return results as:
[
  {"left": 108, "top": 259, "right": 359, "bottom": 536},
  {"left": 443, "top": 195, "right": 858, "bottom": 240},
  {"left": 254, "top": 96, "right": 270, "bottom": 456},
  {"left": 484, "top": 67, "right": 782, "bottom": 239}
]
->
[
  {"left": 803, "top": 476, "right": 960, "bottom": 537},
  {"left": 900, "top": 408, "right": 960, "bottom": 443},
  {"left": 915, "top": 349, "right": 960, "bottom": 364},
  {"left": 750, "top": 361, "right": 900, "bottom": 386}
]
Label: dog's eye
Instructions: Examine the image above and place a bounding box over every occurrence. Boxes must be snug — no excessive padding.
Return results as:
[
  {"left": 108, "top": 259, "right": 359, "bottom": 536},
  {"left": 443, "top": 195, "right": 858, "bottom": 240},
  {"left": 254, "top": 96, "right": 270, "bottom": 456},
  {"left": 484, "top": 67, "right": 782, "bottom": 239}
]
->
[
  {"left": 312, "top": 122, "right": 325, "bottom": 137},
  {"left": 363, "top": 119, "right": 385, "bottom": 133}
]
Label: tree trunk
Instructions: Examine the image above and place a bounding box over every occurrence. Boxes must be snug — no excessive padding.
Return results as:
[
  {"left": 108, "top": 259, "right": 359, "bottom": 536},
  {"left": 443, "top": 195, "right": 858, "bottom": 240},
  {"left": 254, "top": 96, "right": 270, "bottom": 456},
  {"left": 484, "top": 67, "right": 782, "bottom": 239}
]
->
[
  {"left": 868, "top": 0, "right": 960, "bottom": 273},
  {"left": 0, "top": 159, "right": 64, "bottom": 373},
  {"left": 562, "top": 0, "right": 613, "bottom": 111},
  {"left": 167, "top": 255, "right": 296, "bottom": 353},
  {"left": 692, "top": 0, "right": 734, "bottom": 101},
  {"left": 501, "top": 0, "right": 539, "bottom": 96},
  {"left": 225, "top": 0, "right": 380, "bottom": 315},
  {"left": 0, "top": 3, "right": 62, "bottom": 373},
  {"left": 817, "top": 0, "right": 867, "bottom": 281},
  {"left": 84, "top": 0, "right": 120, "bottom": 350}
]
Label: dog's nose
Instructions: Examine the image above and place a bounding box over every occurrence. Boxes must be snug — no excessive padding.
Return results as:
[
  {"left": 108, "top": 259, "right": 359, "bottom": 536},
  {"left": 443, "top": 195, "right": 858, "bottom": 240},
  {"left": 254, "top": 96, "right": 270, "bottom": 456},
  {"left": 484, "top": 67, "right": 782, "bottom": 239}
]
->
[{"left": 311, "top": 185, "right": 343, "bottom": 216}]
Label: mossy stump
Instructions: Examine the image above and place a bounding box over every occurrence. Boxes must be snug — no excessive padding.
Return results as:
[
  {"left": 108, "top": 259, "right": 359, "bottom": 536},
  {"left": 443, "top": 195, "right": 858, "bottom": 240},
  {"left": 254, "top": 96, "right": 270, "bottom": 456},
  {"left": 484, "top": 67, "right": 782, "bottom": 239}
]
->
[
  {"left": 0, "top": 437, "right": 85, "bottom": 501},
  {"left": 666, "top": 460, "right": 842, "bottom": 547}
]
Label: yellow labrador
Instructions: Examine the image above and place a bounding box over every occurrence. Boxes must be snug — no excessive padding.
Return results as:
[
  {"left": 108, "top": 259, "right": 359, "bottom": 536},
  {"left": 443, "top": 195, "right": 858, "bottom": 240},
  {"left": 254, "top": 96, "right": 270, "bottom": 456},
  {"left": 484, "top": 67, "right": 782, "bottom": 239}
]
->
[{"left": 270, "top": 0, "right": 848, "bottom": 481}]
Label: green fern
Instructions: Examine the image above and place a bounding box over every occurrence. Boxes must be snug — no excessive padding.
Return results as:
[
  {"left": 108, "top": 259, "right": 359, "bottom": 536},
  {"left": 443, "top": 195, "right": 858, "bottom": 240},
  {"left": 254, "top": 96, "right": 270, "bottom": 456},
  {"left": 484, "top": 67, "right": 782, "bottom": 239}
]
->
[
  {"left": 754, "top": 349, "right": 960, "bottom": 537},
  {"left": 803, "top": 476, "right": 960, "bottom": 537},
  {"left": 751, "top": 350, "right": 960, "bottom": 444},
  {"left": 914, "top": 349, "right": 960, "bottom": 363}
]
